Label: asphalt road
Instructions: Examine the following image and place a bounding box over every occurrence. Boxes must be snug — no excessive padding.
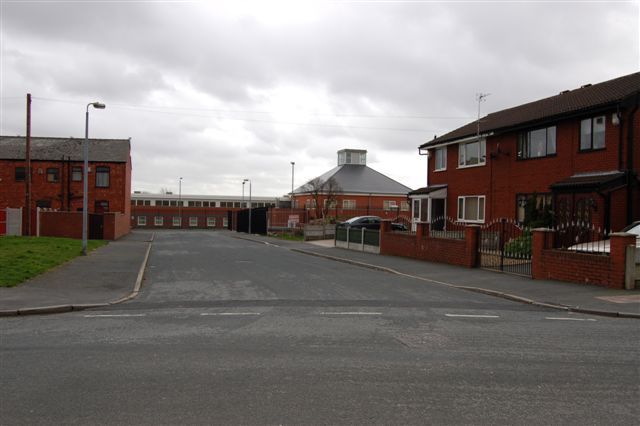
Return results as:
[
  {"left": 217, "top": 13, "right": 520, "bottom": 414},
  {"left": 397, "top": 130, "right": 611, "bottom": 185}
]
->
[{"left": 1, "top": 231, "right": 639, "bottom": 425}]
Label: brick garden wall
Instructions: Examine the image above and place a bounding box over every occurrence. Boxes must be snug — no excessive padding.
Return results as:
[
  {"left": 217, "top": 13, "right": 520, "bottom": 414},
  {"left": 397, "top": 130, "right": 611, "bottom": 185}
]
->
[
  {"left": 532, "top": 229, "right": 634, "bottom": 289},
  {"left": 380, "top": 223, "right": 477, "bottom": 268}
]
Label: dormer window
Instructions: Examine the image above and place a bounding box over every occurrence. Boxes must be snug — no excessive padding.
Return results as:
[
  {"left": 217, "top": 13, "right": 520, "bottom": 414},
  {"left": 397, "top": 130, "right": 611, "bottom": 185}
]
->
[{"left": 337, "top": 149, "right": 367, "bottom": 166}]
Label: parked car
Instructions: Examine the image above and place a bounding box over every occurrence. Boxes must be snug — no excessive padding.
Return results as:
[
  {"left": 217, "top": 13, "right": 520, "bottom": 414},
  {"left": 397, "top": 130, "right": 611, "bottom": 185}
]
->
[
  {"left": 340, "top": 215, "right": 408, "bottom": 231},
  {"left": 567, "top": 221, "right": 640, "bottom": 253}
]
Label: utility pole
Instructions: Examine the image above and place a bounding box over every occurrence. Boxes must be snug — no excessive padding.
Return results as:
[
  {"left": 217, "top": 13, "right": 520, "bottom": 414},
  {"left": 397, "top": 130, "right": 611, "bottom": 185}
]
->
[{"left": 25, "top": 93, "right": 32, "bottom": 236}]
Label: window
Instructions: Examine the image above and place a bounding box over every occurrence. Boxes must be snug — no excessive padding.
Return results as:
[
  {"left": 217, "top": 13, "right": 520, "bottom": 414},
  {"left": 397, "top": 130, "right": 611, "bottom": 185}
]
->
[
  {"left": 223, "top": 217, "right": 229, "bottom": 228},
  {"left": 95, "top": 200, "right": 109, "bottom": 213},
  {"left": 400, "top": 201, "right": 410, "bottom": 211},
  {"left": 518, "top": 126, "right": 556, "bottom": 159},
  {"left": 173, "top": 216, "right": 181, "bottom": 227},
  {"left": 203, "top": 201, "right": 210, "bottom": 207},
  {"left": 46, "top": 168, "right": 59, "bottom": 182},
  {"left": 72, "top": 167, "right": 82, "bottom": 181},
  {"left": 383, "top": 200, "right": 398, "bottom": 211},
  {"left": 412, "top": 199, "right": 420, "bottom": 219},
  {"left": 323, "top": 199, "right": 336, "bottom": 209},
  {"left": 15, "top": 167, "right": 26, "bottom": 182},
  {"left": 457, "top": 196, "right": 485, "bottom": 222},
  {"left": 155, "top": 216, "right": 164, "bottom": 226},
  {"left": 189, "top": 216, "right": 198, "bottom": 227},
  {"left": 458, "top": 139, "right": 486, "bottom": 167},
  {"left": 343, "top": 199, "right": 356, "bottom": 209},
  {"left": 95, "top": 166, "right": 110, "bottom": 187},
  {"left": 207, "top": 217, "right": 216, "bottom": 227},
  {"left": 144, "top": 200, "right": 151, "bottom": 206},
  {"left": 137, "top": 216, "right": 147, "bottom": 226},
  {"left": 580, "top": 116, "right": 605, "bottom": 150},
  {"left": 170, "top": 201, "right": 177, "bottom": 207},
  {"left": 162, "top": 200, "right": 169, "bottom": 207},
  {"left": 434, "top": 147, "right": 447, "bottom": 171}
]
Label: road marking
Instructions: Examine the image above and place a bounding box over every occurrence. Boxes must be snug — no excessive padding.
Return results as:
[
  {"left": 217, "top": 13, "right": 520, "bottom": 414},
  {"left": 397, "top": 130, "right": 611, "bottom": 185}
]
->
[
  {"left": 546, "top": 317, "right": 597, "bottom": 322},
  {"left": 84, "top": 314, "right": 146, "bottom": 318},
  {"left": 445, "top": 314, "right": 500, "bottom": 318},
  {"left": 319, "top": 312, "right": 382, "bottom": 315},
  {"left": 200, "top": 312, "right": 262, "bottom": 316}
]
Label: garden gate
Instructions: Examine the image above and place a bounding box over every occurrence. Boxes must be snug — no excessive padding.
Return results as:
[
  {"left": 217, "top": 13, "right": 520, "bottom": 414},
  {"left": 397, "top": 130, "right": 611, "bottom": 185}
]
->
[{"left": 478, "top": 218, "right": 532, "bottom": 277}]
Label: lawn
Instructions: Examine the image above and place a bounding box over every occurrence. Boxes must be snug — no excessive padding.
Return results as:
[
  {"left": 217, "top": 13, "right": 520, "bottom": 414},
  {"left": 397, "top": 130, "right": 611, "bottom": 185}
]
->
[{"left": 0, "top": 236, "right": 107, "bottom": 287}]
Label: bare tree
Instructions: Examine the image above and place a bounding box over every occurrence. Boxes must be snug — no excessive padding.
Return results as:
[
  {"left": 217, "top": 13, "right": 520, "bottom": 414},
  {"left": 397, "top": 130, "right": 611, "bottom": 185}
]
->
[{"left": 303, "top": 177, "right": 342, "bottom": 221}]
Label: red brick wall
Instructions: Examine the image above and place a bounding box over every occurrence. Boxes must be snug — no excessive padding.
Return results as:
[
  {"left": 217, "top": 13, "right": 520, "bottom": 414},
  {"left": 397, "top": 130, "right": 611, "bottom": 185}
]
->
[
  {"left": 381, "top": 224, "right": 477, "bottom": 268},
  {"left": 103, "top": 213, "right": 130, "bottom": 240},
  {"left": 0, "top": 209, "right": 6, "bottom": 235},
  {"left": 39, "top": 211, "right": 83, "bottom": 239},
  {"left": 131, "top": 206, "right": 232, "bottom": 229},
  {"left": 532, "top": 229, "right": 634, "bottom": 289},
  {"left": 427, "top": 108, "right": 637, "bottom": 230},
  {"left": 291, "top": 194, "right": 410, "bottom": 220}
]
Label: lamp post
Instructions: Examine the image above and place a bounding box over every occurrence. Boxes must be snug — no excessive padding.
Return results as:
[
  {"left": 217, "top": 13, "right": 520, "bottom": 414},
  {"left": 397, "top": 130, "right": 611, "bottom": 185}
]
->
[
  {"left": 178, "top": 177, "right": 183, "bottom": 228},
  {"left": 243, "top": 179, "right": 251, "bottom": 234},
  {"left": 242, "top": 181, "right": 246, "bottom": 208},
  {"left": 290, "top": 162, "right": 295, "bottom": 229},
  {"left": 82, "top": 101, "right": 106, "bottom": 256}
]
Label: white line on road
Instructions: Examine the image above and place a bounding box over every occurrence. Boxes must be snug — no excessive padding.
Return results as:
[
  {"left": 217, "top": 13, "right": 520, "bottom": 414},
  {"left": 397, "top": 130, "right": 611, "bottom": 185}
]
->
[
  {"left": 546, "top": 317, "right": 597, "bottom": 321},
  {"left": 200, "top": 312, "right": 262, "bottom": 316},
  {"left": 319, "top": 312, "right": 382, "bottom": 315},
  {"left": 445, "top": 314, "right": 500, "bottom": 318},
  {"left": 84, "top": 314, "right": 147, "bottom": 318}
]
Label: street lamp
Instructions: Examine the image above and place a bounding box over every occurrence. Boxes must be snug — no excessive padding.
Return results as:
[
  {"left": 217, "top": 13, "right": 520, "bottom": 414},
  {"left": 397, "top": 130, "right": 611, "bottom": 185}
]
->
[
  {"left": 290, "top": 162, "right": 295, "bottom": 229},
  {"left": 82, "top": 101, "right": 106, "bottom": 256},
  {"left": 242, "top": 180, "right": 246, "bottom": 208},
  {"left": 178, "top": 177, "right": 183, "bottom": 228},
  {"left": 243, "top": 178, "right": 251, "bottom": 234}
]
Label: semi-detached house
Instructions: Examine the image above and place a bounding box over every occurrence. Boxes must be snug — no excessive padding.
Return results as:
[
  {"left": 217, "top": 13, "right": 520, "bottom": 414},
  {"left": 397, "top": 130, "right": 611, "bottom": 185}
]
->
[{"left": 411, "top": 72, "right": 640, "bottom": 233}]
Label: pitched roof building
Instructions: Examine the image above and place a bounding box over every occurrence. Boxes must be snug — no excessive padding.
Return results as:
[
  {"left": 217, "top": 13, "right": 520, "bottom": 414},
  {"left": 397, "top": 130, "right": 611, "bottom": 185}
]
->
[
  {"left": 292, "top": 149, "right": 413, "bottom": 220},
  {"left": 1, "top": 136, "right": 132, "bottom": 237},
  {"left": 412, "top": 72, "right": 639, "bottom": 232}
]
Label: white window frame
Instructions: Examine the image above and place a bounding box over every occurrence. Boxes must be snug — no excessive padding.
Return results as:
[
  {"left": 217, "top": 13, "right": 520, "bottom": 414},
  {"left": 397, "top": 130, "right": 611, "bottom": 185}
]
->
[
  {"left": 207, "top": 217, "right": 216, "bottom": 227},
  {"left": 172, "top": 216, "right": 181, "bottom": 227},
  {"left": 434, "top": 147, "right": 447, "bottom": 171},
  {"left": 343, "top": 199, "right": 356, "bottom": 210},
  {"left": 457, "top": 195, "right": 485, "bottom": 223},
  {"left": 400, "top": 201, "right": 410, "bottom": 211},
  {"left": 137, "top": 216, "right": 147, "bottom": 226},
  {"left": 223, "top": 217, "right": 229, "bottom": 228},
  {"left": 154, "top": 216, "right": 163, "bottom": 226},
  {"left": 458, "top": 139, "right": 486, "bottom": 168},
  {"left": 383, "top": 200, "right": 398, "bottom": 211},
  {"left": 189, "top": 216, "right": 198, "bottom": 227}
]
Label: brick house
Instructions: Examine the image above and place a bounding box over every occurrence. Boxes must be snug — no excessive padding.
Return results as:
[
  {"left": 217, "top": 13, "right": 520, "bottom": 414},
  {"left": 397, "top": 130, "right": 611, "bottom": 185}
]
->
[
  {"left": 292, "top": 149, "right": 413, "bottom": 221},
  {"left": 412, "top": 72, "right": 640, "bottom": 232},
  {"left": 0, "top": 136, "right": 132, "bottom": 237}
]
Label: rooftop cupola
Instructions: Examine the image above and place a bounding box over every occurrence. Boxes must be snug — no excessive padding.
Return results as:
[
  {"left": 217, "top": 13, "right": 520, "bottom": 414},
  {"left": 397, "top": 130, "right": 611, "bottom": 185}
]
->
[{"left": 337, "top": 149, "right": 367, "bottom": 166}]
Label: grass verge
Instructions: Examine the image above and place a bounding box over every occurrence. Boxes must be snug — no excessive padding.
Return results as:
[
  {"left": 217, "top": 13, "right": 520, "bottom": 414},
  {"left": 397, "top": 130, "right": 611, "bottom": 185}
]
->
[{"left": 0, "top": 236, "right": 107, "bottom": 287}]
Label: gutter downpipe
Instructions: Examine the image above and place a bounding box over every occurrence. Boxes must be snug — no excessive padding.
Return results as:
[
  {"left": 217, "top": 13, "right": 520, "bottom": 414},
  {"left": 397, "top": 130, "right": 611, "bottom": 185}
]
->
[{"left": 625, "top": 93, "right": 639, "bottom": 225}]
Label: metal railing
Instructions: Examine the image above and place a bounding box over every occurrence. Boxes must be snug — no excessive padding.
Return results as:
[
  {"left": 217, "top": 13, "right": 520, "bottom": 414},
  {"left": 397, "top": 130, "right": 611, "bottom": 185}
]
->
[
  {"left": 428, "top": 216, "right": 466, "bottom": 240},
  {"left": 552, "top": 221, "right": 611, "bottom": 255}
]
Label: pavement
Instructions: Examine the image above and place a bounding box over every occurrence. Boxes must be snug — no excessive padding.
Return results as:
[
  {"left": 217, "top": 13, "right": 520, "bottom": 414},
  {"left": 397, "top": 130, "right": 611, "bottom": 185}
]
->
[{"left": 1, "top": 230, "right": 639, "bottom": 318}]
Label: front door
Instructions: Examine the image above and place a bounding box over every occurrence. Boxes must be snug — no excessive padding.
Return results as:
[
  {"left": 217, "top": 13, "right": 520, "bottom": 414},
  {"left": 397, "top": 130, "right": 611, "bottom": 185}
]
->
[{"left": 430, "top": 199, "right": 446, "bottom": 231}]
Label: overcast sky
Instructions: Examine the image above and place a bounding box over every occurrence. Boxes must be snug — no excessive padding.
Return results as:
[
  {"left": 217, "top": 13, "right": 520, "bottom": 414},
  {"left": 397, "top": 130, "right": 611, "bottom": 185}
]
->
[{"left": 1, "top": 0, "right": 638, "bottom": 197}]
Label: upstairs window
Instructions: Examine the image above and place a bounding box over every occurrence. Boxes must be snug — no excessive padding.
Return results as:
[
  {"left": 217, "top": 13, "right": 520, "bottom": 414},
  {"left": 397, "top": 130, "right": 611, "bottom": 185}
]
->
[
  {"left": 95, "top": 166, "right": 110, "bottom": 187},
  {"left": 15, "top": 167, "right": 25, "bottom": 182},
  {"left": 518, "top": 126, "right": 556, "bottom": 159},
  {"left": 580, "top": 116, "right": 605, "bottom": 151},
  {"left": 46, "top": 168, "right": 59, "bottom": 183},
  {"left": 72, "top": 166, "right": 82, "bottom": 181},
  {"left": 458, "top": 139, "right": 486, "bottom": 167},
  {"left": 434, "top": 147, "right": 447, "bottom": 171}
]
